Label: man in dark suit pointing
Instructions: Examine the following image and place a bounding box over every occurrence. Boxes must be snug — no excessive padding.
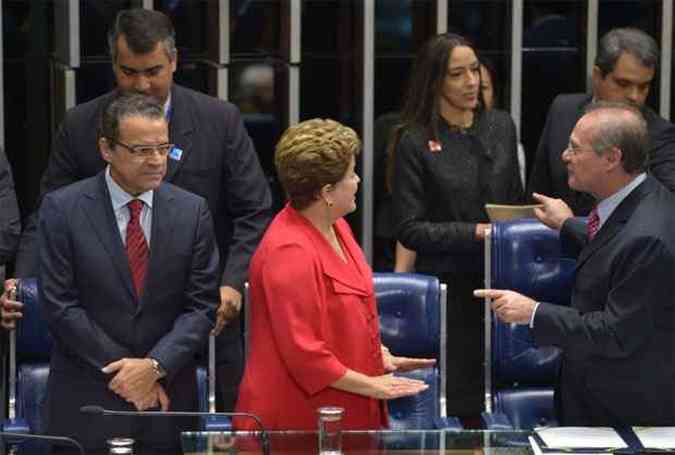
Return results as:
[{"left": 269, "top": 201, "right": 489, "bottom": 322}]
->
[
  {"left": 5, "top": 8, "right": 272, "bottom": 411},
  {"left": 477, "top": 102, "right": 675, "bottom": 426},
  {"left": 40, "top": 93, "right": 219, "bottom": 449},
  {"left": 528, "top": 28, "right": 675, "bottom": 215}
]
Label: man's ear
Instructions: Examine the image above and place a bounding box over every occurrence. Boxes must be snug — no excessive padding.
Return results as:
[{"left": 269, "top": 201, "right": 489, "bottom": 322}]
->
[
  {"left": 170, "top": 49, "right": 178, "bottom": 74},
  {"left": 100, "top": 137, "right": 113, "bottom": 164},
  {"left": 605, "top": 146, "right": 622, "bottom": 170},
  {"left": 591, "top": 65, "right": 604, "bottom": 91}
]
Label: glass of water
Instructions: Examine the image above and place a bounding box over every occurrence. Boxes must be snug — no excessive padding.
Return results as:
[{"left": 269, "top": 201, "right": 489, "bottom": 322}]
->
[{"left": 317, "top": 406, "right": 344, "bottom": 455}]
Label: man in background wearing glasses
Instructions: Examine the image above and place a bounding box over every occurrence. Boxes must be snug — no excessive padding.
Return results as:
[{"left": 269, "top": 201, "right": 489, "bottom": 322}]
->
[{"left": 38, "top": 92, "right": 219, "bottom": 450}]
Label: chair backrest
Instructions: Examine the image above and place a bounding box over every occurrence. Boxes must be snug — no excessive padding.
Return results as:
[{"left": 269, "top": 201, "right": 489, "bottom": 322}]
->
[
  {"left": 4, "top": 278, "right": 52, "bottom": 435},
  {"left": 484, "top": 219, "right": 576, "bottom": 429},
  {"left": 374, "top": 273, "right": 450, "bottom": 430}
]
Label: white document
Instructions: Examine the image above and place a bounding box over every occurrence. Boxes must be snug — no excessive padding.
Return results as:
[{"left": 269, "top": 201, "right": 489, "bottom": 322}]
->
[
  {"left": 529, "top": 436, "right": 596, "bottom": 455},
  {"left": 633, "top": 427, "right": 675, "bottom": 449},
  {"left": 536, "top": 427, "right": 628, "bottom": 449}
]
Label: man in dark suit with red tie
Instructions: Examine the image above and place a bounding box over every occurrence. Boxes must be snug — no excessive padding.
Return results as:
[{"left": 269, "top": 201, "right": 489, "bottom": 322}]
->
[
  {"left": 5, "top": 8, "right": 271, "bottom": 411},
  {"left": 477, "top": 102, "right": 675, "bottom": 426},
  {"left": 39, "top": 93, "right": 219, "bottom": 449}
]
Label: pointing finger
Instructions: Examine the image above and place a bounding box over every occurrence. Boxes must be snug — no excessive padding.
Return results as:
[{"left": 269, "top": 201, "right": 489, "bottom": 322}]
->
[{"left": 473, "top": 289, "right": 505, "bottom": 299}]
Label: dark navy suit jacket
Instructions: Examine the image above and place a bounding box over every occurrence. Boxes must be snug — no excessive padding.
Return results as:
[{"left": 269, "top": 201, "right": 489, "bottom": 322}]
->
[
  {"left": 533, "top": 176, "right": 675, "bottom": 426},
  {"left": 39, "top": 173, "right": 219, "bottom": 448}
]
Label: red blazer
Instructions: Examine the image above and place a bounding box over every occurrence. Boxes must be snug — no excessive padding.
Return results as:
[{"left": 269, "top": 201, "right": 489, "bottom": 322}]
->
[{"left": 235, "top": 205, "right": 388, "bottom": 430}]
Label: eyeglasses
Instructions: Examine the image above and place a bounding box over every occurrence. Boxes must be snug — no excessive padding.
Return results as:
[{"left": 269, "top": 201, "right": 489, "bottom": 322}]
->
[
  {"left": 565, "top": 142, "right": 592, "bottom": 156},
  {"left": 109, "top": 139, "right": 174, "bottom": 158}
]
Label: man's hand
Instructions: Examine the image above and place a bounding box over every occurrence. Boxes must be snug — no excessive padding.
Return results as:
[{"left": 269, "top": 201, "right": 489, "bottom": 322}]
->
[
  {"left": 212, "top": 286, "right": 242, "bottom": 336},
  {"left": 532, "top": 193, "right": 574, "bottom": 231},
  {"left": 102, "top": 358, "right": 159, "bottom": 406},
  {"left": 1, "top": 279, "right": 22, "bottom": 330},
  {"left": 381, "top": 345, "right": 435, "bottom": 373},
  {"left": 475, "top": 223, "right": 491, "bottom": 240},
  {"left": 474, "top": 289, "right": 537, "bottom": 325}
]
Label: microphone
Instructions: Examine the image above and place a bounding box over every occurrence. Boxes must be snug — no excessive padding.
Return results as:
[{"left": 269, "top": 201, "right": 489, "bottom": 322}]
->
[
  {"left": 0, "top": 431, "right": 86, "bottom": 455},
  {"left": 80, "top": 405, "right": 270, "bottom": 455}
]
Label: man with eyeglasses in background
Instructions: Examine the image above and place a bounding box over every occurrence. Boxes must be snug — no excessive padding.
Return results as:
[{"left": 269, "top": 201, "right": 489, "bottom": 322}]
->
[
  {"left": 1, "top": 8, "right": 272, "bottom": 412},
  {"left": 38, "top": 92, "right": 219, "bottom": 450},
  {"left": 528, "top": 27, "right": 675, "bottom": 215}
]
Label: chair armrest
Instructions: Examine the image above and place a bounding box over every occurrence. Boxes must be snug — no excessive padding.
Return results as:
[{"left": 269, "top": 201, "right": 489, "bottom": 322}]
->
[
  {"left": 434, "top": 416, "right": 463, "bottom": 430},
  {"left": 481, "top": 411, "right": 514, "bottom": 430}
]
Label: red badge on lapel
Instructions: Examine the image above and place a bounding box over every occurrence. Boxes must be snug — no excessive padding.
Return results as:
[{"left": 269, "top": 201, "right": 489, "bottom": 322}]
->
[{"left": 427, "top": 140, "right": 442, "bottom": 153}]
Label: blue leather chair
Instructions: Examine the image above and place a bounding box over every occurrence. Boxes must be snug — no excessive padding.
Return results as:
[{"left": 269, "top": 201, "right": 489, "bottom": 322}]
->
[
  {"left": 481, "top": 219, "right": 576, "bottom": 430},
  {"left": 374, "top": 272, "right": 461, "bottom": 430},
  {"left": 3, "top": 278, "right": 51, "bottom": 436},
  {"left": 2, "top": 278, "right": 227, "bottom": 439}
]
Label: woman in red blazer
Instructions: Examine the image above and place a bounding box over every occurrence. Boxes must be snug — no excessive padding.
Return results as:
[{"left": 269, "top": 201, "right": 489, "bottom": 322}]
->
[{"left": 235, "top": 119, "right": 433, "bottom": 430}]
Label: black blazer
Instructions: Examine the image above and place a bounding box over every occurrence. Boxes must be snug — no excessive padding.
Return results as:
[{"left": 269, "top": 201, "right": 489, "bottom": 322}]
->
[
  {"left": 527, "top": 93, "right": 675, "bottom": 214},
  {"left": 39, "top": 173, "right": 219, "bottom": 448},
  {"left": 392, "top": 109, "right": 524, "bottom": 275},
  {"left": 533, "top": 176, "right": 675, "bottom": 426},
  {"left": 17, "top": 84, "right": 272, "bottom": 363}
]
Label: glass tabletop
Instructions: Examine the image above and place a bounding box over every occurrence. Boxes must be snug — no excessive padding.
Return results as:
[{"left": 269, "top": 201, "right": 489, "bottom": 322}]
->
[{"left": 181, "top": 429, "right": 534, "bottom": 454}]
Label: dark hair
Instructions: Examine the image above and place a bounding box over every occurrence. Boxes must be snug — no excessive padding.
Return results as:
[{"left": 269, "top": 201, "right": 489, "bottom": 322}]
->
[
  {"left": 98, "top": 92, "right": 165, "bottom": 144},
  {"left": 385, "top": 33, "right": 478, "bottom": 192},
  {"left": 595, "top": 28, "right": 659, "bottom": 77},
  {"left": 275, "top": 118, "right": 361, "bottom": 210},
  {"left": 584, "top": 101, "right": 648, "bottom": 173},
  {"left": 479, "top": 57, "right": 499, "bottom": 110},
  {"left": 108, "top": 9, "right": 176, "bottom": 63}
]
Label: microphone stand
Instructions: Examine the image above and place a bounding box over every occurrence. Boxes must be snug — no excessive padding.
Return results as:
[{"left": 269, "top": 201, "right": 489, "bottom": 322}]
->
[
  {"left": 0, "top": 431, "right": 86, "bottom": 455},
  {"left": 80, "top": 406, "right": 270, "bottom": 455}
]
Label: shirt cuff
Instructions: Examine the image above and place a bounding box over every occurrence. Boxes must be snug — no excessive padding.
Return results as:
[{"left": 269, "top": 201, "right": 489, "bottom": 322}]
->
[{"left": 529, "top": 302, "right": 541, "bottom": 328}]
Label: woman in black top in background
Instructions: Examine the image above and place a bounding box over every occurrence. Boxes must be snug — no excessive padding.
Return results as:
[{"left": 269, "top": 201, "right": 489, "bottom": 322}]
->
[{"left": 390, "top": 33, "right": 523, "bottom": 424}]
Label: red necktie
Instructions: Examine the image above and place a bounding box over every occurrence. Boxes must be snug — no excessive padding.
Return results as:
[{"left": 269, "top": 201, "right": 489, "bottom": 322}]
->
[
  {"left": 126, "top": 199, "right": 149, "bottom": 297},
  {"left": 587, "top": 207, "right": 600, "bottom": 241}
]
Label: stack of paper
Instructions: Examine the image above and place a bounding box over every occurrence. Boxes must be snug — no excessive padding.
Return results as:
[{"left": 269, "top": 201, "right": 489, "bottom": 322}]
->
[
  {"left": 633, "top": 427, "right": 675, "bottom": 449},
  {"left": 530, "top": 427, "right": 628, "bottom": 454},
  {"left": 485, "top": 204, "right": 543, "bottom": 222}
]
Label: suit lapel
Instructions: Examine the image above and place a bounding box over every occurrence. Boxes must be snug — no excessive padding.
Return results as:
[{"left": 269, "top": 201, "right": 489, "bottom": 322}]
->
[
  {"left": 165, "top": 85, "right": 194, "bottom": 182},
  {"left": 576, "top": 177, "right": 653, "bottom": 270},
  {"left": 140, "top": 185, "right": 177, "bottom": 311},
  {"left": 83, "top": 174, "right": 136, "bottom": 302}
]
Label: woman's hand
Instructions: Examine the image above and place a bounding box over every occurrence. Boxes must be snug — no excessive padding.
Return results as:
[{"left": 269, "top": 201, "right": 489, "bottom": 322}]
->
[
  {"left": 382, "top": 345, "right": 435, "bottom": 373},
  {"left": 332, "top": 368, "right": 429, "bottom": 400},
  {"left": 368, "top": 374, "right": 429, "bottom": 400}
]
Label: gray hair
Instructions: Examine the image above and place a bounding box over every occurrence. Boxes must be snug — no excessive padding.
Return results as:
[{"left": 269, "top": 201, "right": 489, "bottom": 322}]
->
[
  {"left": 595, "top": 28, "right": 659, "bottom": 77},
  {"left": 585, "top": 101, "right": 648, "bottom": 173},
  {"left": 108, "top": 9, "right": 177, "bottom": 64},
  {"left": 98, "top": 92, "right": 165, "bottom": 144}
]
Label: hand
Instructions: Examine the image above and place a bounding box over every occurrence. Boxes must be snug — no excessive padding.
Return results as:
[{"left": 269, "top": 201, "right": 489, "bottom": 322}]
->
[
  {"left": 475, "top": 223, "right": 491, "bottom": 240},
  {"left": 381, "top": 345, "right": 435, "bottom": 373},
  {"left": 131, "top": 382, "right": 171, "bottom": 411},
  {"left": 388, "top": 356, "right": 436, "bottom": 373},
  {"left": 1, "top": 279, "right": 22, "bottom": 330},
  {"left": 532, "top": 193, "right": 574, "bottom": 231},
  {"left": 473, "top": 289, "right": 537, "bottom": 325},
  {"left": 369, "top": 374, "right": 429, "bottom": 400},
  {"left": 212, "top": 286, "right": 242, "bottom": 335},
  {"left": 102, "top": 358, "right": 158, "bottom": 405}
]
